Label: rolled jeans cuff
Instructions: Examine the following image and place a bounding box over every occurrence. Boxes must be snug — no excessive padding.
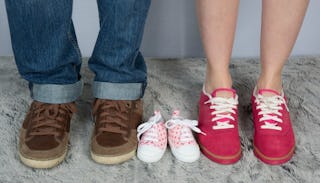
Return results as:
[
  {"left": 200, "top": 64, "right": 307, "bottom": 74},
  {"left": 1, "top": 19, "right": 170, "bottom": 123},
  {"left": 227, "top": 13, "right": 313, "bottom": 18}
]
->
[
  {"left": 93, "top": 81, "right": 146, "bottom": 100},
  {"left": 30, "top": 80, "right": 83, "bottom": 104}
]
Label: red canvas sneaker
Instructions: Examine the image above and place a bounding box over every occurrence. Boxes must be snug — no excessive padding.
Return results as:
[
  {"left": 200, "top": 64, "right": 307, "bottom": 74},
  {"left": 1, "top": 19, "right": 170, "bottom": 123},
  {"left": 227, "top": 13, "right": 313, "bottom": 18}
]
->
[
  {"left": 198, "top": 87, "right": 242, "bottom": 164},
  {"left": 252, "top": 87, "right": 295, "bottom": 165}
]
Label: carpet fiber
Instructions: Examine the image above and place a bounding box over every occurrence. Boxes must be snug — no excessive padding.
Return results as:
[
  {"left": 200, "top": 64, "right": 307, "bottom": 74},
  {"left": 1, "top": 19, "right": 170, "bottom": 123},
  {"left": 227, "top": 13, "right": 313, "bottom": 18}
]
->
[{"left": 0, "top": 56, "right": 319, "bottom": 183}]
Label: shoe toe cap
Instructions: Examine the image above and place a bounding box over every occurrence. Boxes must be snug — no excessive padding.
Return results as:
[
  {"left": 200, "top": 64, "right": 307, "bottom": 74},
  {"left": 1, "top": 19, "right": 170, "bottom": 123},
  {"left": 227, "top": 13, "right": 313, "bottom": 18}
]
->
[
  {"left": 199, "top": 132, "right": 241, "bottom": 157},
  {"left": 254, "top": 133, "right": 295, "bottom": 158},
  {"left": 137, "top": 145, "right": 165, "bottom": 163},
  {"left": 171, "top": 144, "right": 200, "bottom": 162}
]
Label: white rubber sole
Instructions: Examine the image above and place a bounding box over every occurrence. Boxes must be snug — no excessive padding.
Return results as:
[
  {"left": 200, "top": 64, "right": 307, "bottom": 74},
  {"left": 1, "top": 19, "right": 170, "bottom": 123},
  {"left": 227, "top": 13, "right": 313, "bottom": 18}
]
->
[
  {"left": 19, "top": 151, "right": 67, "bottom": 169},
  {"left": 171, "top": 149, "right": 200, "bottom": 163},
  {"left": 137, "top": 150, "right": 165, "bottom": 163},
  {"left": 91, "top": 149, "right": 136, "bottom": 164}
]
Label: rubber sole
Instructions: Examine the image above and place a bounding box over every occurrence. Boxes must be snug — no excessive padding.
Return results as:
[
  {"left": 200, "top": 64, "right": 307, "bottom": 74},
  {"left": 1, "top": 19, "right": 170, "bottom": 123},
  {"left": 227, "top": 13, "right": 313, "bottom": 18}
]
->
[
  {"left": 137, "top": 151, "right": 164, "bottom": 163},
  {"left": 254, "top": 145, "right": 295, "bottom": 165},
  {"left": 200, "top": 145, "right": 242, "bottom": 165},
  {"left": 171, "top": 149, "right": 200, "bottom": 163},
  {"left": 91, "top": 149, "right": 136, "bottom": 165},
  {"left": 19, "top": 151, "right": 67, "bottom": 169}
]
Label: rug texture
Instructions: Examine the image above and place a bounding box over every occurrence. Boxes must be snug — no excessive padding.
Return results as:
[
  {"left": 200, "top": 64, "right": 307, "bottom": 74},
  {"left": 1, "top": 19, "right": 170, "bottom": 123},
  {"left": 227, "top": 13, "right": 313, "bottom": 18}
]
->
[{"left": 0, "top": 56, "right": 319, "bottom": 183}]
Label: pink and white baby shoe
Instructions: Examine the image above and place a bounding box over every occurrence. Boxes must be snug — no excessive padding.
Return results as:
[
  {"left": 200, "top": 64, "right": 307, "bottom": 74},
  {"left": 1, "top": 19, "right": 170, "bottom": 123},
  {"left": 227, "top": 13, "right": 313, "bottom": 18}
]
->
[
  {"left": 137, "top": 111, "right": 167, "bottom": 163},
  {"left": 165, "top": 110, "right": 204, "bottom": 163}
]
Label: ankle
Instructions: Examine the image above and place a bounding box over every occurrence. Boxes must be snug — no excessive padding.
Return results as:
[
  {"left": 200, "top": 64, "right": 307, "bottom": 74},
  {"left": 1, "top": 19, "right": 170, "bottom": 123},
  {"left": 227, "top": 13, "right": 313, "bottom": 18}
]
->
[
  {"left": 204, "top": 78, "right": 232, "bottom": 93},
  {"left": 256, "top": 76, "right": 283, "bottom": 92},
  {"left": 205, "top": 71, "right": 232, "bottom": 93}
]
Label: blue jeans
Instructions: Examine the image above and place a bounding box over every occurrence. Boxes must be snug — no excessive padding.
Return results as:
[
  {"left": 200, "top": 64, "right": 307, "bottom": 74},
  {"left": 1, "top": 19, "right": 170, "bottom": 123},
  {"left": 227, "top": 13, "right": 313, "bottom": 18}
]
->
[{"left": 5, "top": 0, "right": 151, "bottom": 103}]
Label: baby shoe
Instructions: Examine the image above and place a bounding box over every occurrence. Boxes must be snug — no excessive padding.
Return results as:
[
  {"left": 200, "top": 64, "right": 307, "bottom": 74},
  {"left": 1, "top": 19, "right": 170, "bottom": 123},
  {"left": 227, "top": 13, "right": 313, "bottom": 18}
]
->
[
  {"left": 165, "top": 110, "right": 204, "bottom": 163},
  {"left": 137, "top": 111, "right": 167, "bottom": 163}
]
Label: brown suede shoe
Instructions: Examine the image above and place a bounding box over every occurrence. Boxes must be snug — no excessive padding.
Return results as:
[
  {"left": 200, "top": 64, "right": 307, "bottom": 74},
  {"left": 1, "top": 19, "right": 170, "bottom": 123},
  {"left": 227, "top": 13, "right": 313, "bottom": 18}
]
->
[
  {"left": 19, "top": 101, "right": 76, "bottom": 168},
  {"left": 91, "top": 99, "right": 143, "bottom": 164}
]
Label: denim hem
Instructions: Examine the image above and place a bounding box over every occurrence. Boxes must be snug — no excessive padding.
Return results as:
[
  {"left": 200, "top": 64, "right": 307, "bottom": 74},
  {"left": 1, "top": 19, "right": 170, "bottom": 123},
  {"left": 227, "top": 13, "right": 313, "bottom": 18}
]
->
[
  {"left": 31, "top": 80, "right": 83, "bottom": 104},
  {"left": 93, "top": 81, "right": 145, "bottom": 100}
]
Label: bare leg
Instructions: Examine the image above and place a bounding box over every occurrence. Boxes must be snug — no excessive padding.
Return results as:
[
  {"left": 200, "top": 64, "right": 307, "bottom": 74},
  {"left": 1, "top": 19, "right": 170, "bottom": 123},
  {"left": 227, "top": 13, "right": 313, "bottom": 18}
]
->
[
  {"left": 258, "top": 0, "right": 309, "bottom": 92},
  {"left": 196, "top": 0, "right": 239, "bottom": 94}
]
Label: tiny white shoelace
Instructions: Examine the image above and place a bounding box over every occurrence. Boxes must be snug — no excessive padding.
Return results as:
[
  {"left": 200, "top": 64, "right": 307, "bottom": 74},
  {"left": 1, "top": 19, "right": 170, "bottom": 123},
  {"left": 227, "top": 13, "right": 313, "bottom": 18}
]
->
[
  {"left": 165, "top": 118, "right": 206, "bottom": 142},
  {"left": 205, "top": 96, "right": 238, "bottom": 130},
  {"left": 137, "top": 112, "right": 162, "bottom": 142},
  {"left": 255, "top": 94, "right": 289, "bottom": 131}
]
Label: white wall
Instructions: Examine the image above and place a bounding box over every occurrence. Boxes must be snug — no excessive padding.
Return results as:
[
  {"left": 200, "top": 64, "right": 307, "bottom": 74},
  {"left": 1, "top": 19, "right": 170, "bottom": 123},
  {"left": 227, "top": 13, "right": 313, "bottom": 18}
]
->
[{"left": 1, "top": 0, "right": 320, "bottom": 58}]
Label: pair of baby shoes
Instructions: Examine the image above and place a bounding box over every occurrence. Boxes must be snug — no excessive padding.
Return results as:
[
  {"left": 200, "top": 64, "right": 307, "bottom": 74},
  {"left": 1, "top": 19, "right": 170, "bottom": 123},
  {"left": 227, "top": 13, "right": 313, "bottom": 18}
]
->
[{"left": 137, "top": 110, "right": 204, "bottom": 163}]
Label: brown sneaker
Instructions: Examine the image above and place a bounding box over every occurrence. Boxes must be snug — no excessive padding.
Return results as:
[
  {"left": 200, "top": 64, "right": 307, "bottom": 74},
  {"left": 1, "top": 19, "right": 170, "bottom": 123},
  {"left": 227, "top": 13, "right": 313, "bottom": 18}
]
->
[
  {"left": 19, "top": 101, "right": 76, "bottom": 168},
  {"left": 91, "top": 99, "right": 143, "bottom": 164}
]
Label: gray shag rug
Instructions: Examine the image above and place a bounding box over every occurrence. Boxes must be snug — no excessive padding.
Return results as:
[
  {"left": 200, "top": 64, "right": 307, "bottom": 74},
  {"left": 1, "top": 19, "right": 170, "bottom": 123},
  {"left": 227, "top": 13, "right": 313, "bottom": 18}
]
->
[{"left": 0, "top": 56, "right": 319, "bottom": 183}]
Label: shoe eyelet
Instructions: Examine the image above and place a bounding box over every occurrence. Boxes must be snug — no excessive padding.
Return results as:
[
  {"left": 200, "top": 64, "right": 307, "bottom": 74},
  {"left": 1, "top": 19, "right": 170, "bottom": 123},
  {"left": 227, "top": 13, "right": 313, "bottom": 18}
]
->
[{"left": 126, "top": 102, "right": 131, "bottom": 108}]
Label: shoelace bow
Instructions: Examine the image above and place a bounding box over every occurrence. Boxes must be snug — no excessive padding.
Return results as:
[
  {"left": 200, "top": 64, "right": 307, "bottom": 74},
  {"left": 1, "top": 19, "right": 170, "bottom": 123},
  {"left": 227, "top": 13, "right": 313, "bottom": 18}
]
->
[
  {"left": 137, "top": 112, "right": 162, "bottom": 142},
  {"left": 205, "top": 96, "right": 238, "bottom": 130},
  {"left": 93, "top": 100, "right": 131, "bottom": 140},
  {"left": 27, "top": 103, "right": 76, "bottom": 140},
  {"left": 165, "top": 117, "right": 206, "bottom": 142},
  {"left": 255, "top": 94, "right": 289, "bottom": 131}
]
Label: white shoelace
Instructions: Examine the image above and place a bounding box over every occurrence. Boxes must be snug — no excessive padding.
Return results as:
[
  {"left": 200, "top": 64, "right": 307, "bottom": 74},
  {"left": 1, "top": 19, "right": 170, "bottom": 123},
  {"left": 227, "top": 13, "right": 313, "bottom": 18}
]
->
[
  {"left": 205, "top": 96, "right": 238, "bottom": 130},
  {"left": 255, "top": 94, "right": 289, "bottom": 131},
  {"left": 165, "top": 117, "right": 206, "bottom": 142},
  {"left": 137, "top": 112, "right": 162, "bottom": 142}
]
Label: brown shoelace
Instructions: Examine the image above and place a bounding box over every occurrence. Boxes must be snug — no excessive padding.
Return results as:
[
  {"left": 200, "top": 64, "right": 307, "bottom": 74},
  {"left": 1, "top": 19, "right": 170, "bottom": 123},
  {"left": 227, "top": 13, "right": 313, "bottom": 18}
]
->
[
  {"left": 26, "top": 102, "right": 76, "bottom": 140},
  {"left": 93, "top": 100, "right": 131, "bottom": 140}
]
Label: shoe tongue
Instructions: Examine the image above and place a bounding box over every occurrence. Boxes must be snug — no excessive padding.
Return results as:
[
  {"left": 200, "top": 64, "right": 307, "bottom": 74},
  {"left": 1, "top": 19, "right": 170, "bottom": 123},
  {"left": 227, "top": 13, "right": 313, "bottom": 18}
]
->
[
  {"left": 258, "top": 89, "right": 280, "bottom": 97},
  {"left": 212, "top": 88, "right": 236, "bottom": 98},
  {"left": 207, "top": 88, "right": 236, "bottom": 126},
  {"left": 258, "top": 89, "right": 282, "bottom": 125}
]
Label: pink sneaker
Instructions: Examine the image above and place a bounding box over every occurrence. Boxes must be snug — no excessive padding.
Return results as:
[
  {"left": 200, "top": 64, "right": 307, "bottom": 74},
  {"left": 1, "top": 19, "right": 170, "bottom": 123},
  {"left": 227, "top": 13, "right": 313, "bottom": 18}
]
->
[
  {"left": 137, "top": 111, "right": 167, "bottom": 163},
  {"left": 166, "top": 110, "right": 203, "bottom": 163},
  {"left": 198, "top": 87, "right": 242, "bottom": 164},
  {"left": 252, "top": 87, "right": 295, "bottom": 165}
]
